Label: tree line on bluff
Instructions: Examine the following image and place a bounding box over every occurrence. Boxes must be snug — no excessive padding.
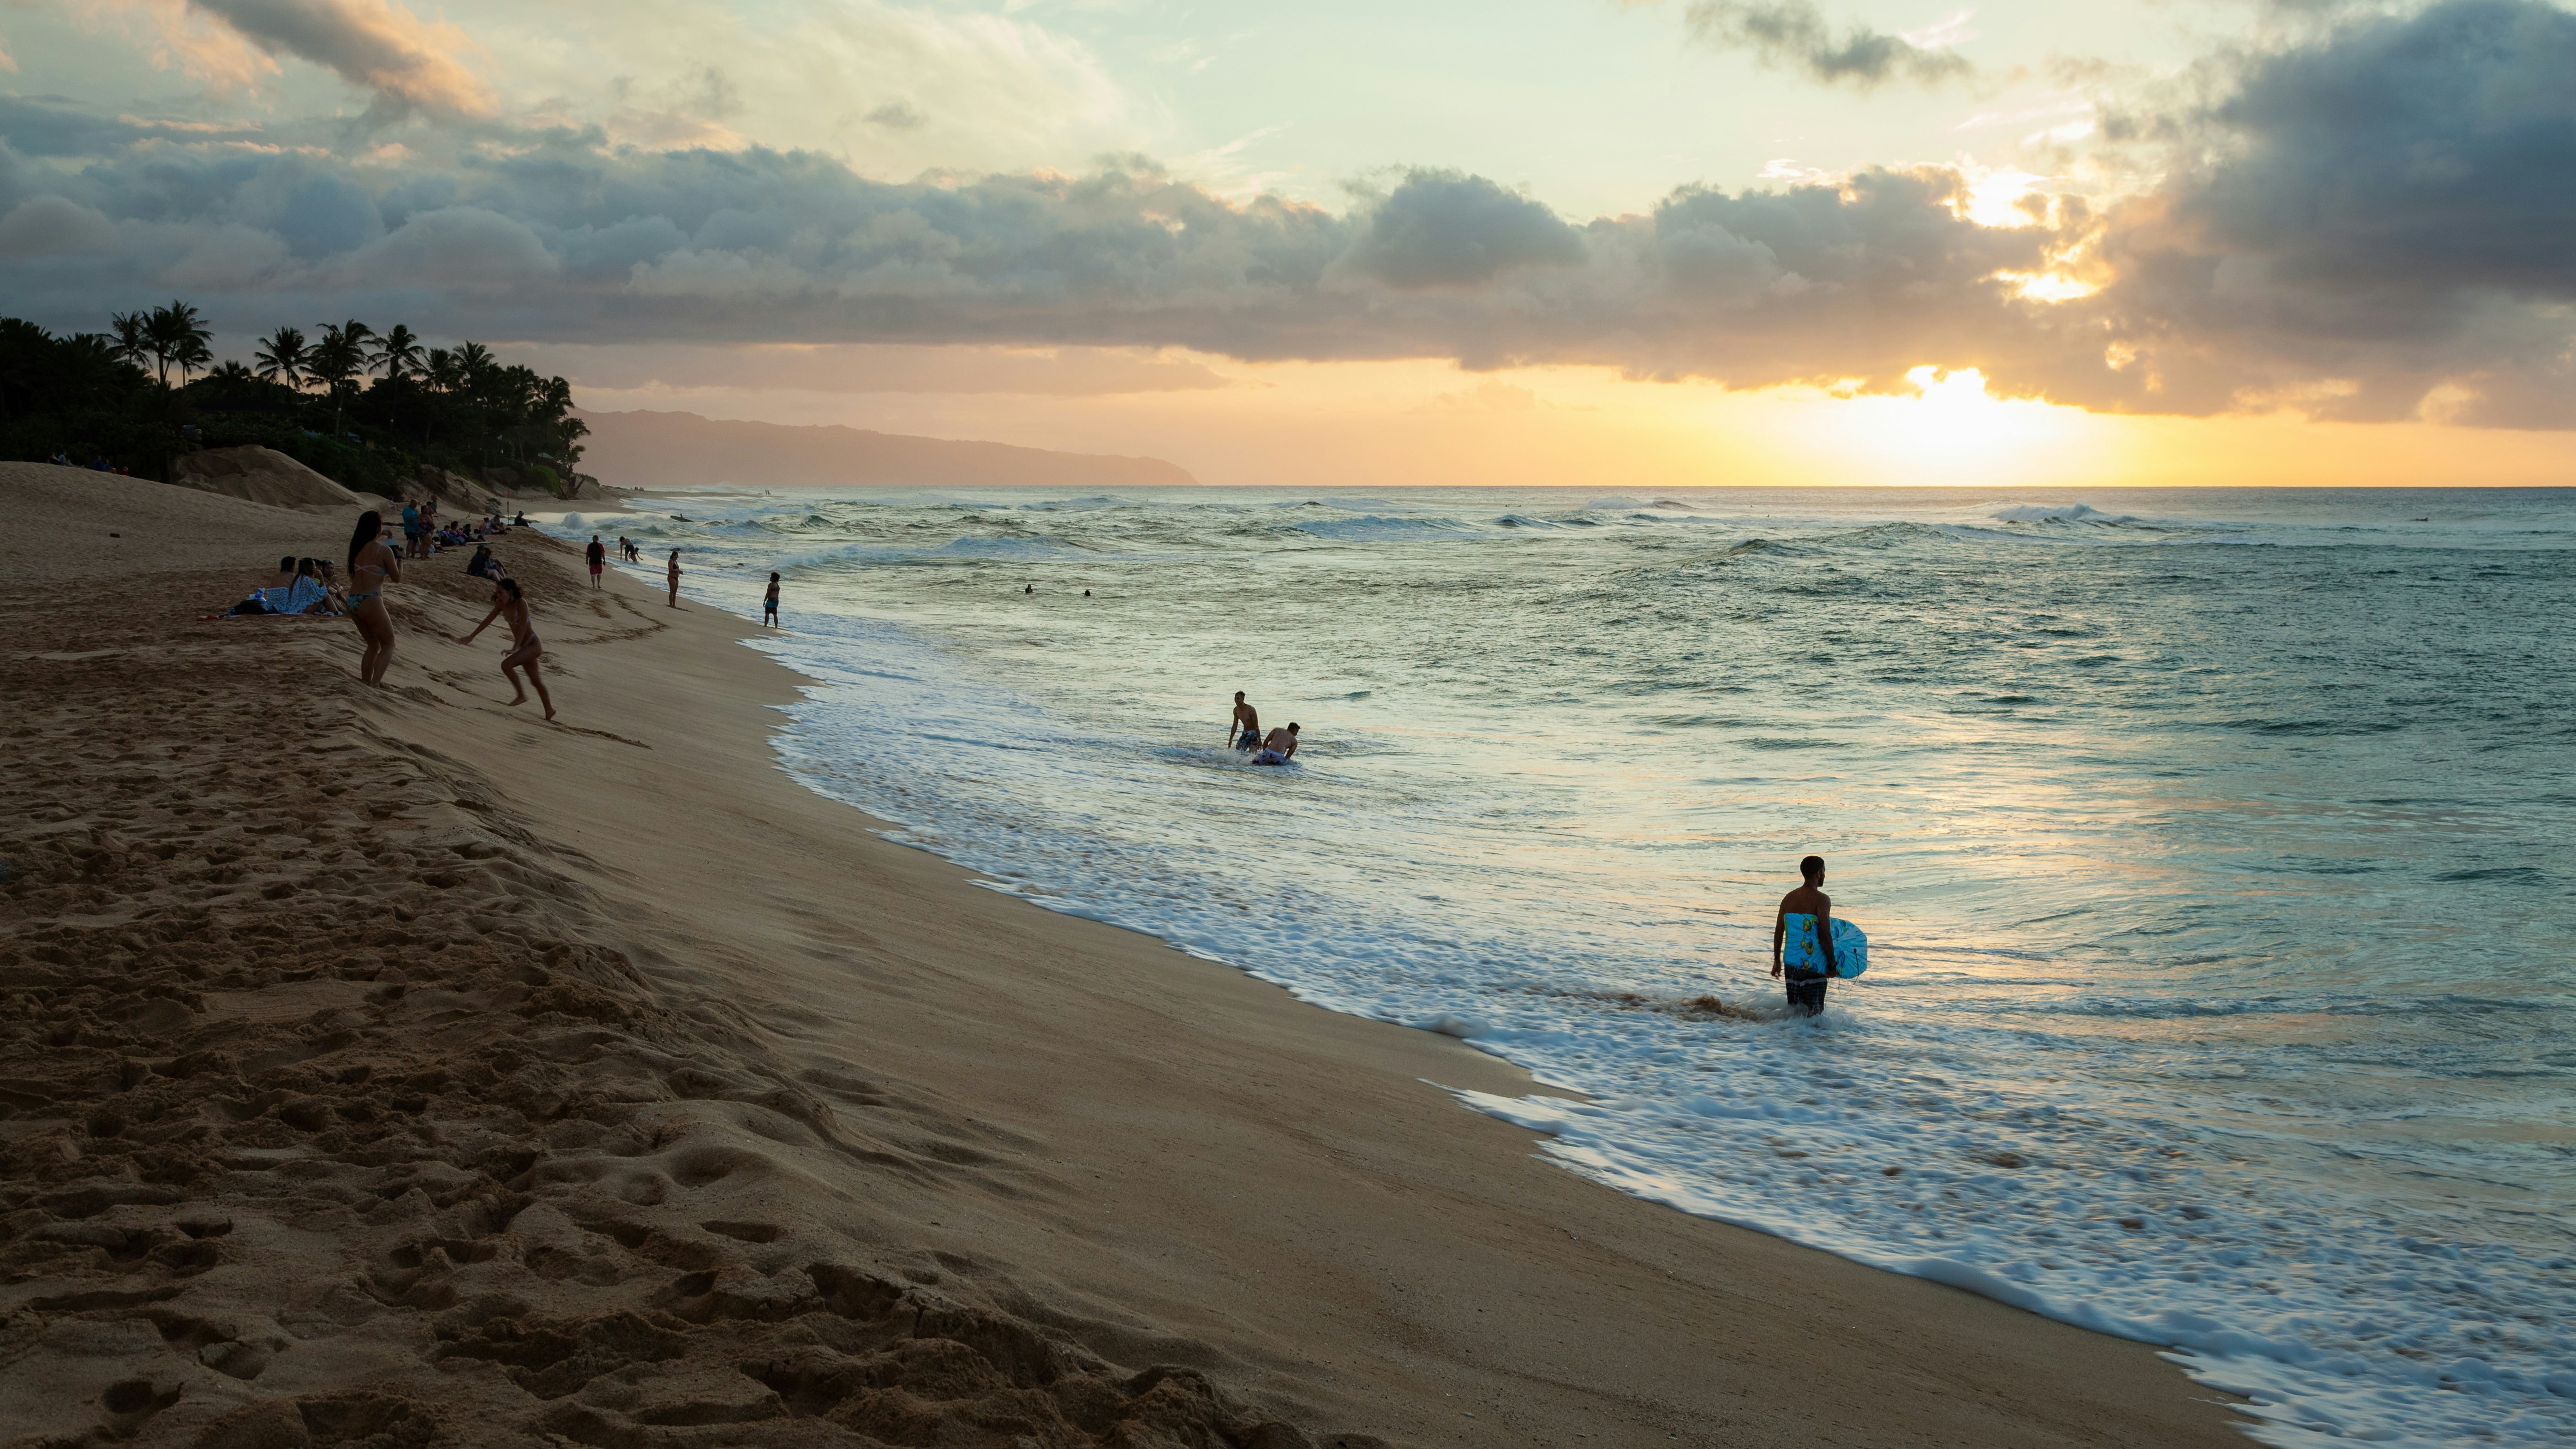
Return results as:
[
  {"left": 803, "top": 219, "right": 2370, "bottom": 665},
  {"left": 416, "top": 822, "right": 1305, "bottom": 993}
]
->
[{"left": 0, "top": 299, "right": 589, "bottom": 498}]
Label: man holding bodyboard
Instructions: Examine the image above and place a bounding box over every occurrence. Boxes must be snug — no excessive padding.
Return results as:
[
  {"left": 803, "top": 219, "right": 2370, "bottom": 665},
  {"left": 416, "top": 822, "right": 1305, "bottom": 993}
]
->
[{"left": 1771, "top": 854, "right": 1861, "bottom": 1017}]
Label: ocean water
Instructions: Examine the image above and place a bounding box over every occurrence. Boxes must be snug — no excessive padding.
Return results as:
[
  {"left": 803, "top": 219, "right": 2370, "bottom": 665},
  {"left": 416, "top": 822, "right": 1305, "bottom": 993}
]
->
[{"left": 549, "top": 487, "right": 2576, "bottom": 1447}]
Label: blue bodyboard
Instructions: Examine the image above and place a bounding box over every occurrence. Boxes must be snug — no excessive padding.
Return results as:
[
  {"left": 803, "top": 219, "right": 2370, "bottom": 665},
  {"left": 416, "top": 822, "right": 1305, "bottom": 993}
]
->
[{"left": 1782, "top": 913, "right": 1868, "bottom": 978}]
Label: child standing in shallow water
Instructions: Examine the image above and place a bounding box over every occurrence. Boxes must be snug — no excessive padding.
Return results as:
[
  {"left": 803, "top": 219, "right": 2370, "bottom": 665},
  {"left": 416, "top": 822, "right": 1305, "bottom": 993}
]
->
[{"left": 763, "top": 572, "right": 781, "bottom": 628}]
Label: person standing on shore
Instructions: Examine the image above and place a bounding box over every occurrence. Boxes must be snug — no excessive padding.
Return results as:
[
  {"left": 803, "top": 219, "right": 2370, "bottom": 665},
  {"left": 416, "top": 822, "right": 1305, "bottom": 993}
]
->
[
  {"left": 1771, "top": 855, "right": 1840, "bottom": 1017},
  {"left": 1230, "top": 691, "right": 1261, "bottom": 750},
  {"left": 586, "top": 535, "right": 606, "bottom": 589},
  {"left": 344, "top": 509, "right": 401, "bottom": 685},
  {"left": 763, "top": 572, "right": 781, "bottom": 628},
  {"left": 666, "top": 549, "right": 683, "bottom": 608}
]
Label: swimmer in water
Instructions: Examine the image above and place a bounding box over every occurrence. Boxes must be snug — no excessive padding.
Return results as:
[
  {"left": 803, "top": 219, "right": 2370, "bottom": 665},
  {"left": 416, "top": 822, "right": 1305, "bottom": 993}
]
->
[
  {"left": 1230, "top": 691, "right": 1261, "bottom": 750},
  {"left": 1252, "top": 723, "right": 1299, "bottom": 765}
]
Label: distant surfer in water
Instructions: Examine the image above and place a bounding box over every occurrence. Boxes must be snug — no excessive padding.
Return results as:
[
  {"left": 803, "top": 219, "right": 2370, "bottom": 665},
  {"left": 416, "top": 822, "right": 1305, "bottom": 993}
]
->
[
  {"left": 1771, "top": 854, "right": 1839, "bottom": 1016},
  {"left": 1230, "top": 691, "right": 1261, "bottom": 750},
  {"left": 1252, "top": 723, "right": 1299, "bottom": 766}
]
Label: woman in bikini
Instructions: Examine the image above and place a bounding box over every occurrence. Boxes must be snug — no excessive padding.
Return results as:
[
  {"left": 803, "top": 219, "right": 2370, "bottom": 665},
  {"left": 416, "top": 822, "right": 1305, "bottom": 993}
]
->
[
  {"left": 666, "top": 550, "right": 683, "bottom": 609},
  {"left": 343, "top": 510, "right": 402, "bottom": 684},
  {"left": 454, "top": 576, "right": 556, "bottom": 720}
]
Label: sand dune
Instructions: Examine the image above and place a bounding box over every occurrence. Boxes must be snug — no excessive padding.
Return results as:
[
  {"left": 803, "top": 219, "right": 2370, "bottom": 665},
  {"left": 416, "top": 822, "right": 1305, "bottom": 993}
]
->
[{"left": 0, "top": 462, "right": 2247, "bottom": 1448}]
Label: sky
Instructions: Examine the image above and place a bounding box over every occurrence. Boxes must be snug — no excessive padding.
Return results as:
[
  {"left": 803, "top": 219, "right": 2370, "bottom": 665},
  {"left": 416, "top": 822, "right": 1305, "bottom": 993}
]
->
[{"left": 4, "top": 0, "right": 2573, "bottom": 487}]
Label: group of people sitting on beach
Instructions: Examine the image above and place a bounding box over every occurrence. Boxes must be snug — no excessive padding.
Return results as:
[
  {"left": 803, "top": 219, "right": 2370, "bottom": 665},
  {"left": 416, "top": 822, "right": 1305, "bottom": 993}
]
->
[
  {"left": 229, "top": 555, "right": 349, "bottom": 616},
  {"left": 1228, "top": 692, "right": 1300, "bottom": 766}
]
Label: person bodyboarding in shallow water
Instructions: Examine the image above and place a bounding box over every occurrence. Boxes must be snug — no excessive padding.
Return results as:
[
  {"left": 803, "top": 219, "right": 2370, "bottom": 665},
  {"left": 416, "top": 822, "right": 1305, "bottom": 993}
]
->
[
  {"left": 1230, "top": 691, "right": 1261, "bottom": 750},
  {"left": 1771, "top": 854, "right": 1840, "bottom": 1017},
  {"left": 1252, "top": 723, "right": 1299, "bottom": 766},
  {"left": 454, "top": 576, "right": 556, "bottom": 720}
]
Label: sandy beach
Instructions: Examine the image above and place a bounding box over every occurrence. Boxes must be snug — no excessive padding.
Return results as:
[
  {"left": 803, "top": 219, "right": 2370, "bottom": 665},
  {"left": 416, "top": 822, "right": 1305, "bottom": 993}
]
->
[{"left": 0, "top": 463, "right": 2250, "bottom": 1449}]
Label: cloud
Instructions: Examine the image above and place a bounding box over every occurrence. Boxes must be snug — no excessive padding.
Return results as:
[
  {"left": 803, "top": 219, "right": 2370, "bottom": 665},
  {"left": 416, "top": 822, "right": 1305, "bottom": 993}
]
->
[
  {"left": 511, "top": 341, "right": 1232, "bottom": 396},
  {"left": 189, "top": 0, "right": 493, "bottom": 117},
  {"left": 2089, "top": 0, "right": 2576, "bottom": 424},
  {"left": 1681, "top": 1, "right": 1975, "bottom": 90},
  {"left": 0, "top": 194, "right": 116, "bottom": 257},
  {"left": 863, "top": 100, "right": 926, "bottom": 131},
  {"left": 1340, "top": 171, "right": 1586, "bottom": 289},
  {"left": 1, "top": 0, "right": 2571, "bottom": 427}
]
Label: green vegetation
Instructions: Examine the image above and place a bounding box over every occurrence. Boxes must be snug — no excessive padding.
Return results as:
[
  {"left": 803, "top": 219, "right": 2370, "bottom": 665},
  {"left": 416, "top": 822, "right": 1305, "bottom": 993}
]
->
[{"left": 0, "top": 302, "right": 590, "bottom": 498}]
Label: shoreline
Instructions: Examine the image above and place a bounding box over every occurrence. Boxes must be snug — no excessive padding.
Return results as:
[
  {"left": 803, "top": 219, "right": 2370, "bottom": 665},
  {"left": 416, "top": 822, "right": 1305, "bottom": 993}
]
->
[{"left": 2, "top": 462, "right": 2251, "bottom": 1447}]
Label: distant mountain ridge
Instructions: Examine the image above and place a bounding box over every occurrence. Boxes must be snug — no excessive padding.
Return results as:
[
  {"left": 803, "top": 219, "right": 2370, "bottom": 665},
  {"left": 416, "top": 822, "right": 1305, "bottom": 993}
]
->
[{"left": 575, "top": 410, "right": 1197, "bottom": 491}]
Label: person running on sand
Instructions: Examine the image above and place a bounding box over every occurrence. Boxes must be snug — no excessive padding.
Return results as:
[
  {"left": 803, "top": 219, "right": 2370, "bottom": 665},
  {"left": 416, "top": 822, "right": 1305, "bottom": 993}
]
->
[
  {"left": 1771, "top": 854, "right": 1840, "bottom": 1017},
  {"left": 586, "top": 535, "right": 606, "bottom": 589},
  {"left": 344, "top": 509, "right": 402, "bottom": 685},
  {"left": 1252, "top": 723, "right": 1299, "bottom": 765},
  {"left": 454, "top": 576, "right": 555, "bottom": 720},
  {"left": 1230, "top": 691, "right": 1261, "bottom": 750},
  {"left": 763, "top": 572, "right": 781, "bottom": 628},
  {"left": 666, "top": 550, "right": 683, "bottom": 608}
]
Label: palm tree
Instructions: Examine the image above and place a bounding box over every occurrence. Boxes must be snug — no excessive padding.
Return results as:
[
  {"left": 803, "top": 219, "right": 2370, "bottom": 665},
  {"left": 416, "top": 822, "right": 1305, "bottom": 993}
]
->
[
  {"left": 422, "top": 347, "right": 458, "bottom": 394},
  {"left": 144, "top": 299, "right": 212, "bottom": 387},
  {"left": 370, "top": 323, "right": 424, "bottom": 381},
  {"left": 206, "top": 359, "right": 257, "bottom": 383},
  {"left": 307, "top": 323, "right": 369, "bottom": 435},
  {"left": 253, "top": 326, "right": 309, "bottom": 389},
  {"left": 108, "top": 311, "right": 151, "bottom": 372}
]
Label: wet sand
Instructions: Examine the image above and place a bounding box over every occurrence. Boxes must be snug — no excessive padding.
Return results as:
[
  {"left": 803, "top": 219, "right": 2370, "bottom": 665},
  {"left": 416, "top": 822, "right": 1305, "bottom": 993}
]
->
[{"left": 0, "top": 461, "right": 2250, "bottom": 1448}]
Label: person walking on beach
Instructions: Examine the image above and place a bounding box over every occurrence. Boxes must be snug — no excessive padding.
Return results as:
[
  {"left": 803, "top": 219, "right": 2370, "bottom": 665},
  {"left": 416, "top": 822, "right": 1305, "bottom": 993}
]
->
[
  {"left": 586, "top": 535, "right": 606, "bottom": 589},
  {"left": 453, "top": 576, "right": 555, "bottom": 720},
  {"left": 666, "top": 549, "right": 683, "bottom": 609},
  {"left": 763, "top": 572, "right": 781, "bottom": 628},
  {"left": 1771, "top": 855, "right": 1841, "bottom": 1017},
  {"left": 1230, "top": 691, "right": 1261, "bottom": 750},
  {"left": 344, "top": 509, "right": 401, "bottom": 686}
]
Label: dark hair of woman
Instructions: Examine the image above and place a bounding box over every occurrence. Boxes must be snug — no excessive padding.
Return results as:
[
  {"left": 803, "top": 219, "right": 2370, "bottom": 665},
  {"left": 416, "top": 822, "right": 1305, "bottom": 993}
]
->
[
  {"left": 498, "top": 577, "right": 523, "bottom": 600},
  {"left": 348, "top": 511, "right": 382, "bottom": 574}
]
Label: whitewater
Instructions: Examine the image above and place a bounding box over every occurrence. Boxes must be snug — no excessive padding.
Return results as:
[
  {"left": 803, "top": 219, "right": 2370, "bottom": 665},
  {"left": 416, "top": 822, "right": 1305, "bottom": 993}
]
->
[{"left": 550, "top": 486, "right": 2576, "bottom": 1447}]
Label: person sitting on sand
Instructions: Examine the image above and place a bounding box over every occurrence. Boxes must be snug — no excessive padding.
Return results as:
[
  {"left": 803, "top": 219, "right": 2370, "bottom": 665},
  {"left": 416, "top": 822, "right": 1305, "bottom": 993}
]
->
[
  {"left": 763, "top": 572, "right": 781, "bottom": 628},
  {"left": 313, "top": 560, "right": 347, "bottom": 615},
  {"left": 466, "top": 543, "right": 497, "bottom": 580},
  {"left": 1771, "top": 855, "right": 1841, "bottom": 1018},
  {"left": 268, "top": 555, "right": 298, "bottom": 592},
  {"left": 666, "top": 550, "right": 683, "bottom": 608},
  {"left": 514, "top": 511, "right": 528, "bottom": 527},
  {"left": 1252, "top": 723, "right": 1299, "bottom": 766},
  {"left": 454, "top": 576, "right": 556, "bottom": 721},
  {"left": 586, "top": 535, "right": 606, "bottom": 589},
  {"left": 1230, "top": 691, "right": 1261, "bottom": 750},
  {"left": 345, "top": 509, "right": 401, "bottom": 685}
]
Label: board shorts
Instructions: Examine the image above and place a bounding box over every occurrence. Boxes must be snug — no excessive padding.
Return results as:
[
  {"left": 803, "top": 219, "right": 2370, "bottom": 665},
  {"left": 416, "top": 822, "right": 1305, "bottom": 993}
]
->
[
  {"left": 1238, "top": 729, "right": 1261, "bottom": 749},
  {"left": 1253, "top": 749, "right": 1288, "bottom": 766},
  {"left": 1784, "top": 974, "right": 1829, "bottom": 1015}
]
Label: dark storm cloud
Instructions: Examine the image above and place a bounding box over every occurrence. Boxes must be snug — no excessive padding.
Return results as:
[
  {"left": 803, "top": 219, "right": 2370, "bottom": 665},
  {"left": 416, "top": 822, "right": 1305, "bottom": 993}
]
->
[
  {"left": 1, "top": 0, "right": 2571, "bottom": 425},
  {"left": 1680, "top": 1, "right": 1973, "bottom": 89}
]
